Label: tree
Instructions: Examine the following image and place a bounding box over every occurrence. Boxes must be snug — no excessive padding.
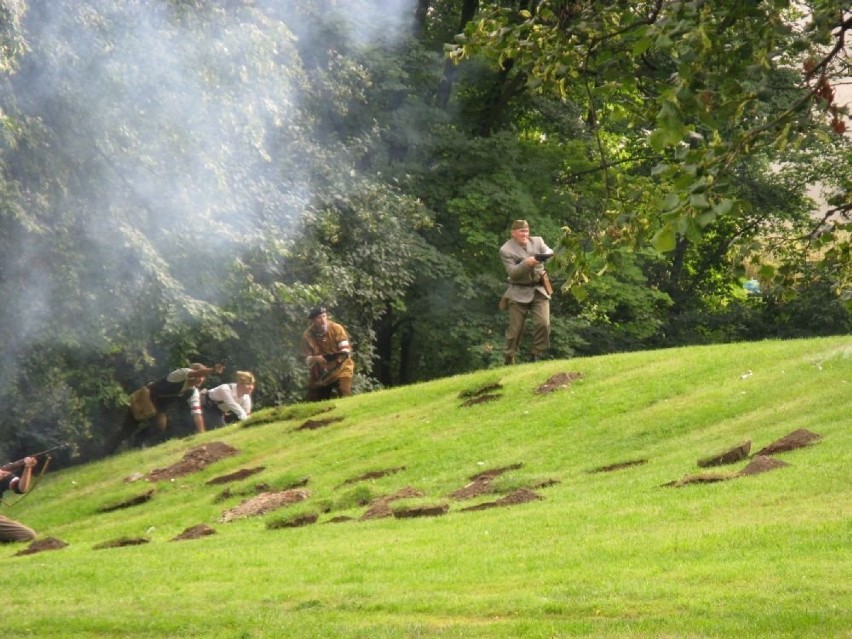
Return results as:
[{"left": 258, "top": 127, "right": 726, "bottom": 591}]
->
[{"left": 451, "top": 1, "right": 851, "bottom": 296}]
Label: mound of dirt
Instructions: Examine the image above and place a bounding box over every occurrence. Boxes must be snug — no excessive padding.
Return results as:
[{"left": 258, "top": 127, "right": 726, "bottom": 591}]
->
[
  {"left": 450, "top": 463, "right": 523, "bottom": 499},
  {"left": 739, "top": 455, "right": 790, "bottom": 476},
  {"left": 268, "top": 513, "right": 318, "bottom": 529},
  {"left": 460, "top": 393, "right": 501, "bottom": 407},
  {"left": 360, "top": 486, "right": 425, "bottom": 520},
  {"left": 460, "top": 488, "right": 543, "bottom": 512},
  {"left": 206, "top": 467, "right": 265, "bottom": 485},
  {"left": 97, "top": 488, "right": 155, "bottom": 513},
  {"left": 588, "top": 459, "right": 647, "bottom": 473},
  {"left": 14, "top": 536, "right": 68, "bottom": 556},
  {"left": 297, "top": 416, "right": 344, "bottom": 431},
  {"left": 698, "top": 441, "right": 752, "bottom": 467},
  {"left": 219, "top": 488, "right": 310, "bottom": 522},
  {"left": 337, "top": 466, "right": 406, "bottom": 488},
  {"left": 458, "top": 382, "right": 503, "bottom": 400},
  {"left": 93, "top": 536, "right": 150, "bottom": 550},
  {"left": 661, "top": 472, "right": 736, "bottom": 487},
  {"left": 392, "top": 503, "right": 448, "bottom": 518},
  {"left": 535, "top": 372, "right": 582, "bottom": 394},
  {"left": 148, "top": 442, "right": 239, "bottom": 481},
  {"left": 171, "top": 524, "right": 217, "bottom": 541},
  {"left": 754, "top": 429, "right": 822, "bottom": 456}
]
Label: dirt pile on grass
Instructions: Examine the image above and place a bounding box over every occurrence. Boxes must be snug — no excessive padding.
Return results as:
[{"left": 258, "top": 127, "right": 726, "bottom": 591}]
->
[{"left": 148, "top": 442, "right": 238, "bottom": 481}]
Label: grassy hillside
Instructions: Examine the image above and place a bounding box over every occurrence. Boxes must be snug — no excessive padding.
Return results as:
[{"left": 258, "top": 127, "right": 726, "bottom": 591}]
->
[{"left": 1, "top": 336, "right": 850, "bottom": 638}]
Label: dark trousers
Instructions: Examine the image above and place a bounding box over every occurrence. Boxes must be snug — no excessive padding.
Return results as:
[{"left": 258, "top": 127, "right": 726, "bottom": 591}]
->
[
  {"left": 307, "top": 376, "right": 352, "bottom": 402},
  {"left": 504, "top": 291, "right": 550, "bottom": 358}
]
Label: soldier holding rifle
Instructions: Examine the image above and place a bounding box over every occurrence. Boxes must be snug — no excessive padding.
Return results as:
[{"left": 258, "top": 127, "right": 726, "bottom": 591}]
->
[
  {"left": 499, "top": 219, "right": 554, "bottom": 364},
  {"left": 302, "top": 306, "right": 354, "bottom": 401},
  {"left": 0, "top": 455, "right": 38, "bottom": 542}
]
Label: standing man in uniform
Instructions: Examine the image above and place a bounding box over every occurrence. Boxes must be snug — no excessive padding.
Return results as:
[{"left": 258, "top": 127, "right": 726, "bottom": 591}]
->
[
  {"left": 301, "top": 306, "right": 355, "bottom": 401},
  {"left": 499, "top": 219, "right": 554, "bottom": 364},
  {"left": 0, "top": 456, "right": 37, "bottom": 543}
]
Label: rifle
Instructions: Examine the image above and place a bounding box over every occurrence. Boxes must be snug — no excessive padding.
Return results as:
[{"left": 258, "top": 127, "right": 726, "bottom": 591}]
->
[
  {"left": 323, "top": 351, "right": 351, "bottom": 363},
  {"left": 1, "top": 443, "right": 69, "bottom": 472}
]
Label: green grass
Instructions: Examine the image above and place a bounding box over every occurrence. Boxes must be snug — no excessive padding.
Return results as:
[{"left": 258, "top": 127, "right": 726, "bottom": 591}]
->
[{"left": 1, "top": 336, "right": 850, "bottom": 638}]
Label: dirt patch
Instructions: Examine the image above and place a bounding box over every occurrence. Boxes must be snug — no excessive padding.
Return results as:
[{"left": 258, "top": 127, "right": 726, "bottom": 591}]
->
[
  {"left": 392, "top": 503, "right": 448, "bottom": 518},
  {"left": 661, "top": 472, "right": 736, "bottom": 487},
  {"left": 535, "top": 372, "right": 582, "bottom": 394},
  {"left": 97, "top": 489, "right": 156, "bottom": 513},
  {"left": 450, "top": 463, "right": 523, "bottom": 499},
  {"left": 754, "top": 429, "right": 822, "bottom": 456},
  {"left": 460, "top": 394, "right": 502, "bottom": 407},
  {"left": 297, "top": 416, "right": 344, "bottom": 431},
  {"left": 93, "top": 537, "right": 150, "bottom": 550},
  {"left": 460, "top": 488, "right": 543, "bottom": 512},
  {"left": 148, "top": 442, "right": 239, "bottom": 482},
  {"left": 739, "top": 455, "right": 790, "bottom": 476},
  {"left": 243, "top": 404, "right": 334, "bottom": 428},
  {"left": 171, "top": 524, "right": 217, "bottom": 541},
  {"left": 698, "top": 441, "right": 751, "bottom": 467},
  {"left": 588, "top": 459, "right": 648, "bottom": 473},
  {"left": 337, "top": 466, "right": 406, "bottom": 488},
  {"left": 268, "top": 513, "right": 318, "bottom": 529},
  {"left": 327, "top": 515, "right": 355, "bottom": 524},
  {"left": 219, "top": 488, "right": 310, "bottom": 522},
  {"left": 206, "top": 467, "right": 265, "bottom": 485},
  {"left": 459, "top": 382, "right": 504, "bottom": 407},
  {"left": 360, "top": 486, "right": 425, "bottom": 520},
  {"left": 14, "top": 536, "right": 68, "bottom": 556}
]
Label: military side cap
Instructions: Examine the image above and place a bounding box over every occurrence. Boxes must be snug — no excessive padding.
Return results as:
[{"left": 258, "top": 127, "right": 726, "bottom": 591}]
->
[{"left": 512, "top": 219, "right": 529, "bottom": 230}]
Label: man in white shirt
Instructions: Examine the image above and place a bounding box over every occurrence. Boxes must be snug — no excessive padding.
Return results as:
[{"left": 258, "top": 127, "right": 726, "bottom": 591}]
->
[{"left": 201, "top": 370, "right": 255, "bottom": 427}]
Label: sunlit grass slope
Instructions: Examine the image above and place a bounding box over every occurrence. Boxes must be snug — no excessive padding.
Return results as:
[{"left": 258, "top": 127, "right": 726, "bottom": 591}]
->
[{"left": 1, "top": 336, "right": 850, "bottom": 638}]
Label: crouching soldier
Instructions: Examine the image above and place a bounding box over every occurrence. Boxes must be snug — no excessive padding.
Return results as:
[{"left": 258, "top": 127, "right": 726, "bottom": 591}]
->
[
  {"left": 107, "top": 362, "right": 224, "bottom": 453},
  {"left": 0, "top": 456, "right": 37, "bottom": 543},
  {"left": 200, "top": 370, "right": 255, "bottom": 428}
]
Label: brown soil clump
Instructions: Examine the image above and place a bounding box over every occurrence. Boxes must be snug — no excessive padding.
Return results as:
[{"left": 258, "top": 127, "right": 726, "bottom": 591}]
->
[
  {"left": 739, "top": 455, "right": 790, "bottom": 476},
  {"left": 450, "top": 463, "right": 523, "bottom": 499},
  {"left": 337, "top": 466, "right": 406, "bottom": 487},
  {"left": 97, "top": 489, "right": 156, "bottom": 513},
  {"left": 459, "top": 382, "right": 503, "bottom": 399},
  {"left": 206, "top": 467, "right": 265, "bottom": 485},
  {"left": 392, "top": 503, "right": 449, "bottom": 518},
  {"left": 171, "top": 524, "right": 217, "bottom": 541},
  {"left": 360, "top": 486, "right": 425, "bottom": 520},
  {"left": 327, "top": 515, "right": 355, "bottom": 523},
  {"left": 588, "top": 459, "right": 648, "bottom": 473},
  {"left": 148, "top": 442, "right": 238, "bottom": 481},
  {"left": 460, "top": 488, "right": 542, "bottom": 512},
  {"left": 754, "top": 429, "right": 822, "bottom": 456},
  {"left": 14, "top": 536, "right": 68, "bottom": 556},
  {"left": 93, "top": 537, "right": 150, "bottom": 550},
  {"left": 269, "top": 513, "right": 318, "bottom": 529},
  {"left": 219, "top": 488, "right": 310, "bottom": 522},
  {"left": 297, "top": 416, "right": 344, "bottom": 431},
  {"left": 662, "top": 472, "right": 736, "bottom": 487},
  {"left": 460, "top": 393, "right": 501, "bottom": 407},
  {"left": 698, "top": 441, "right": 752, "bottom": 467},
  {"left": 535, "top": 372, "right": 582, "bottom": 394}
]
